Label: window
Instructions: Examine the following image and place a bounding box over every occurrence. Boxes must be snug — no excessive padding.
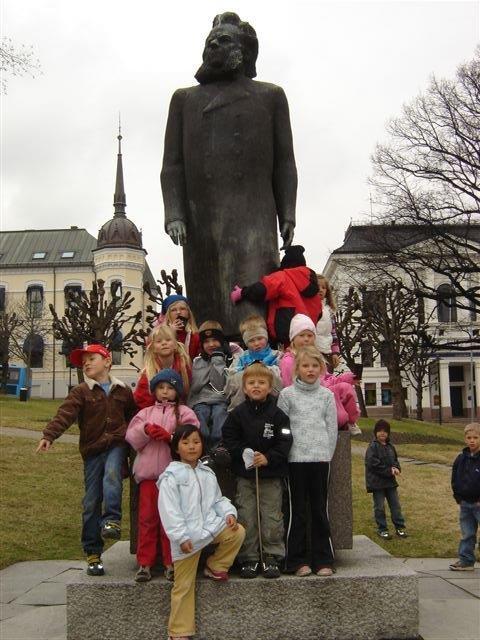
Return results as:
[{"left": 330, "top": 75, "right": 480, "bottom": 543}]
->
[
  {"left": 436, "top": 284, "right": 457, "bottom": 323},
  {"left": 110, "top": 280, "right": 123, "bottom": 308},
  {"left": 61, "top": 251, "right": 75, "bottom": 259},
  {"left": 365, "top": 383, "right": 377, "bottom": 406},
  {"left": 381, "top": 383, "right": 392, "bottom": 406},
  {"left": 0, "top": 287, "right": 5, "bottom": 312},
  {"left": 23, "top": 334, "right": 44, "bottom": 368},
  {"left": 32, "top": 252, "right": 47, "bottom": 260},
  {"left": 361, "top": 342, "right": 374, "bottom": 367},
  {"left": 27, "top": 285, "right": 43, "bottom": 318},
  {"left": 64, "top": 285, "right": 82, "bottom": 308}
]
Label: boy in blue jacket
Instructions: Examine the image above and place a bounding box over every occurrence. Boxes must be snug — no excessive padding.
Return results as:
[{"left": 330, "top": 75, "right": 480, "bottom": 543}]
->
[{"left": 449, "top": 422, "right": 480, "bottom": 571}]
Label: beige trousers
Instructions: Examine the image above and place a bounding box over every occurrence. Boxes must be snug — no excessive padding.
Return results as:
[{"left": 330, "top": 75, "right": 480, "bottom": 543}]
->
[{"left": 168, "top": 524, "right": 245, "bottom": 637}]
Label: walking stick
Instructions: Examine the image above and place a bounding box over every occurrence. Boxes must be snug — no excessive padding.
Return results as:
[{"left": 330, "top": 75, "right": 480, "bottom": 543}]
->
[{"left": 255, "top": 466, "right": 264, "bottom": 568}]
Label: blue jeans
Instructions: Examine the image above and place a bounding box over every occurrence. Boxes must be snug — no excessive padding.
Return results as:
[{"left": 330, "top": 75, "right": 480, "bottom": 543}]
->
[
  {"left": 193, "top": 402, "right": 228, "bottom": 449},
  {"left": 458, "top": 501, "right": 480, "bottom": 565},
  {"left": 372, "top": 487, "right": 405, "bottom": 531},
  {"left": 81, "top": 445, "right": 126, "bottom": 555}
]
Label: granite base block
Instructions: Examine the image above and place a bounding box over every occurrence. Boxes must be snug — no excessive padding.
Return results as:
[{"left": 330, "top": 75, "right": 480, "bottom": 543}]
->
[
  {"left": 329, "top": 430, "right": 353, "bottom": 550},
  {"left": 67, "top": 536, "right": 419, "bottom": 640}
]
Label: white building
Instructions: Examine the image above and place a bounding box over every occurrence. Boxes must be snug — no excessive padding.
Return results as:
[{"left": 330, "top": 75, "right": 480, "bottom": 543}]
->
[{"left": 323, "top": 223, "right": 480, "bottom": 421}]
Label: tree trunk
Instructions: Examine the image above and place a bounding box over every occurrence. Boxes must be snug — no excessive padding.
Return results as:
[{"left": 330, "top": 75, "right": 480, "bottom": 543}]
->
[
  {"left": 355, "top": 385, "right": 368, "bottom": 418},
  {"left": 388, "top": 363, "right": 408, "bottom": 420}
]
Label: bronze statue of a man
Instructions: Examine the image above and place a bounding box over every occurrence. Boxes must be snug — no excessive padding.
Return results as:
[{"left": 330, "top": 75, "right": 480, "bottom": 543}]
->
[{"left": 161, "top": 12, "right": 298, "bottom": 336}]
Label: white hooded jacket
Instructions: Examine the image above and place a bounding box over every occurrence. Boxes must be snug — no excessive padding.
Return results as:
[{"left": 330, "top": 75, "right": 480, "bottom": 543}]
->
[{"left": 158, "top": 460, "right": 237, "bottom": 561}]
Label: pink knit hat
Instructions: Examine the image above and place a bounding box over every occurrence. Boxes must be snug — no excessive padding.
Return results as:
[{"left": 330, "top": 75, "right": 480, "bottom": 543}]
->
[{"left": 289, "top": 314, "right": 316, "bottom": 342}]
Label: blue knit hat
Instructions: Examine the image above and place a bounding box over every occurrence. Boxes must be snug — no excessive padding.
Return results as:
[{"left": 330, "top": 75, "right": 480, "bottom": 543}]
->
[
  {"left": 161, "top": 294, "right": 188, "bottom": 316},
  {"left": 149, "top": 368, "right": 184, "bottom": 396}
]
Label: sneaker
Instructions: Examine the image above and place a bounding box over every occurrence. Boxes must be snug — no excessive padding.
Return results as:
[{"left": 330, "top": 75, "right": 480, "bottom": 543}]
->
[
  {"left": 449, "top": 560, "right": 474, "bottom": 571},
  {"left": 316, "top": 566, "right": 335, "bottom": 577},
  {"left": 396, "top": 528, "right": 408, "bottom": 538},
  {"left": 134, "top": 566, "right": 151, "bottom": 583},
  {"left": 101, "top": 521, "right": 121, "bottom": 540},
  {"left": 239, "top": 561, "right": 259, "bottom": 579},
  {"left": 204, "top": 565, "right": 229, "bottom": 581},
  {"left": 377, "top": 530, "right": 391, "bottom": 540},
  {"left": 348, "top": 423, "right": 362, "bottom": 436},
  {"left": 262, "top": 556, "right": 280, "bottom": 579},
  {"left": 164, "top": 565, "right": 174, "bottom": 581},
  {"left": 86, "top": 554, "right": 104, "bottom": 576},
  {"left": 295, "top": 565, "right": 312, "bottom": 577}
]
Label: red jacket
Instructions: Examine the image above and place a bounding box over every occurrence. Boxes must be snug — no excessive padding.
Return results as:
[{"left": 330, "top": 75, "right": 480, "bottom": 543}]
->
[
  {"left": 242, "top": 266, "right": 322, "bottom": 344},
  {"left": 176, "top": 329, "right": 201, "bottom": 360},
  {"left": 133, "top": 354, "right": 192, "bottom": 409}
]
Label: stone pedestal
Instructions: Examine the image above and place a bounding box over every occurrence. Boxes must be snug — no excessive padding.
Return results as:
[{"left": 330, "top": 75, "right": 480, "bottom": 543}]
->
[{"left": 67, "top": 536, "right": 419, "bottom": 640}]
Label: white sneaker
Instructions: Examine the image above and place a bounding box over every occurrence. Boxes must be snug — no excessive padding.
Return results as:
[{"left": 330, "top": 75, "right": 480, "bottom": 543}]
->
[{"left": 348, "top": 423, "right": 362, "bottom": 436}]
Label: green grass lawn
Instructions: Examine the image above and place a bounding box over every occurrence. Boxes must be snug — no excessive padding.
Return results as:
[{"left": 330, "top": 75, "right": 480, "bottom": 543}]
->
[
  {"left": 0, "top": 395, "right": 80, "bottom": 434},
  {"left": 0, "top": 399, "right": 466, "bottom": 568}
]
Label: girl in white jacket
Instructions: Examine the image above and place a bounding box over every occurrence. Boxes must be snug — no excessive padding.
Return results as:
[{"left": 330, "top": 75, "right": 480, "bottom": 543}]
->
[{"left": 158, "top": 424, "right": 245, "bottom": 640}]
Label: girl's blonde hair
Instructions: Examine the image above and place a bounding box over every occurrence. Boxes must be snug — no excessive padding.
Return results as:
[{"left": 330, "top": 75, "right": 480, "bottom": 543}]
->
[
  {"left": 317, "top": 274, "right": 336, "bottom": 312},
  {"left": 164, "top": 300, "right": 198, "bottom": 333},
  {"left": 294, "top": 346, "right": 326, "bottom": 376},
  {"left": 144, "top": 325, "right": 191, "bottom": 394}
]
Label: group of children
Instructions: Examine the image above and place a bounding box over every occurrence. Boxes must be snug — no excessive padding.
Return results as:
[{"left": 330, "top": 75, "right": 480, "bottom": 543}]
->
[{"left": 36, "top": 266, "right": 479, "bottom": 640}]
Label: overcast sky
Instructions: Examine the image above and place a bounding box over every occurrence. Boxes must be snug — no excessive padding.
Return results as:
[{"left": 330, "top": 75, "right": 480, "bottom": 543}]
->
[{"left": 2, "top": 0, "right": 478, "bottom": 285}]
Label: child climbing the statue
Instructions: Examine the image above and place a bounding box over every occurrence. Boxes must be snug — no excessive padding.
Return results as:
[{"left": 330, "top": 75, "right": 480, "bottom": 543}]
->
[
  {"left": 36, "top": 344, "right": 137, "bottom": 576},
  {"left": 159, "top": 425, "right": 245, "bottom": 640},
  {"left": 225, "top": 314, "right": 283, "bottom": 410},
  {"left": 126, "top": 369, "right": 199, "bottom": 583},
  {"left": 222, "top": 363, "right": 292, "bottom": 579},
  {"left": 277, "top": 346, "right": 338, "bottom": 577},
  {"left": 188, "top": 321, "right": 233, "bottom": 451},
  {"left": 156, "top": 294, "right": 201, "bottom": 360}
]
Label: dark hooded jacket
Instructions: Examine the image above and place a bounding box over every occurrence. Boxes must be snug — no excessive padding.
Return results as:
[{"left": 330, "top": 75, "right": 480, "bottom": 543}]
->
[
  {"left": 451, "top": 447, "right": 480, "bottom": 503},
  {"left": 365, "top": 437, "right": 401, "bottom": 492},
  {"left": 241, "top": 266, "right": 321, "bottom": 344}
]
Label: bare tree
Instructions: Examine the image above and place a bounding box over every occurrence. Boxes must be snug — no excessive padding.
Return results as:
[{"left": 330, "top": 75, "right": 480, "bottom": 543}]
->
[
  {"left": 369, "top": 48, "right": 480, "bottom": 327},
  {"left": 0, "top": 308, "right": 22, "bottom": 393},
  {"left": 1, "top": 36, "right": 41, "bottom": 93}
]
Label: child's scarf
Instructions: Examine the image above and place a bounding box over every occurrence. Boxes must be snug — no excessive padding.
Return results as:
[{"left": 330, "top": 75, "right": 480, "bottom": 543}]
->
[{"left": 236, "top": 346, "right": 278, "bottom": 371}]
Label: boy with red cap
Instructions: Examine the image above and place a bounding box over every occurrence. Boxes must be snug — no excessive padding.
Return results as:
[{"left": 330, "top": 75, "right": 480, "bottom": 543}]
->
[{"left": 37, "top": 344, "right": 136, "bottom": 576}]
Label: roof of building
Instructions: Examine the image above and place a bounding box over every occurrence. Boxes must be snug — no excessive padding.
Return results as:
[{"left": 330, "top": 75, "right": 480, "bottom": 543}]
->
[
  {"left": 332, "top": 222, "right": 480, "bottom": 255},
  {"left": 0, "top": 227, "right": 97, "bottom": 267}
]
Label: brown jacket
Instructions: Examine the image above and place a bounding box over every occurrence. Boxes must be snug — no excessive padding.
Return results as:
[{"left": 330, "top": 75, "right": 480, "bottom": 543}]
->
[{"left": 43, "top": 375, "right": 137, "bottom": 459}]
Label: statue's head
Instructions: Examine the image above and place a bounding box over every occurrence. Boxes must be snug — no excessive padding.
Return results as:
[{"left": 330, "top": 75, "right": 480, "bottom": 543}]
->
[{"left": 195, "top": 12, "right": 258, "bottom": 85}]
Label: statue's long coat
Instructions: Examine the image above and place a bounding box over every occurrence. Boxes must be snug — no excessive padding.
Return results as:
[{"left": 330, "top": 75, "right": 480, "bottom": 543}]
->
[{"left": 161, "top": 76, "right": 297, "bottom": 337}]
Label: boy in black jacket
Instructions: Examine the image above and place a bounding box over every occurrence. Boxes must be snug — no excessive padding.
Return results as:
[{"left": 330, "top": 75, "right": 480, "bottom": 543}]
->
[
  {"left": 222, "top": 363, "right": 292, "bottom": 579},
  {"left": 365, "top": 419, "right": 407, "bottom": 540},
  {"left": 449, "top": 422, "right": 480, "bottom": 571}
]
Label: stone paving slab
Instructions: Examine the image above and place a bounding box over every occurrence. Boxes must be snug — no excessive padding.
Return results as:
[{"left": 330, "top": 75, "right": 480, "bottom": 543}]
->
[
  {"left": 45, "top": 569, "right": 84, "bottom": 584},
  {"left": 15, "top": 581, "right": 66, "bottom": 606},
  {"left": 0, "top": 604, "right": 66, "bottom": 640},
  {"left": 419, "top": 597, "right": 480, "bottom": 640},
  {"left": 418, "top": 576, "right": 477, "bottom": 600},
  {"left": 0, "top": 560, "right": 83, "bottom": 604},
  {"left": 0, "top": 602, "right": 37, "bottom": 622},
  {"left": 449, "top": 578, "right": 480, "bottom": 598}
]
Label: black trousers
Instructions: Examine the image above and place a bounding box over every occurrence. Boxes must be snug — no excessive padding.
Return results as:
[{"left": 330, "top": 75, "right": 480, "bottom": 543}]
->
[{"left": 287, "top": 461, "right": 334, "bottom": 571}]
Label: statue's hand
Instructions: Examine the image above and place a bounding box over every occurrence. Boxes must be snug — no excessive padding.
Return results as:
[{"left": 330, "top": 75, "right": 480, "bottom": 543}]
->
[
  {"left": 280, "top": 222, "right": 295, "bottom": 249},
  {"left": 166, "top": 221, "right": 187, "bottom": 246}
]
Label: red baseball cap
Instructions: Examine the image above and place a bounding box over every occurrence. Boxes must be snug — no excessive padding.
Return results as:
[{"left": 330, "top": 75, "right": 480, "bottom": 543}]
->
[{"left": 69, "top": 344, "right": 111, "bottom": 368}]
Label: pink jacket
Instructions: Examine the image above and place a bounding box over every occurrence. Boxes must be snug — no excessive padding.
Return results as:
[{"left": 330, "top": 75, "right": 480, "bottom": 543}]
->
[
  {"left": 280, "top": 351, "right": 355, "bottom": 388},
  {"left": 126, "top": 401, "right": 199, "bottom": 483}
]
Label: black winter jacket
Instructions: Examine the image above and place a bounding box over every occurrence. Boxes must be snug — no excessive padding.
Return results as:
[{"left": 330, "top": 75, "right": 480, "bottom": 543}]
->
[
  {"left": 365, "top": 439, "right": 400, "bottom": 493},
  {"left": 222, "top": 395, "right": 292, "bottom": 479},
  {"left": 451, "top": 448, "right": 480, "bottom": 503}
]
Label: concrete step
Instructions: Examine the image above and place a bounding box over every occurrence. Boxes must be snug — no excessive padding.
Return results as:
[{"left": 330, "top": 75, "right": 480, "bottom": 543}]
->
[{"left": 66, "top": 536, "right": 419, "bottom": 640}]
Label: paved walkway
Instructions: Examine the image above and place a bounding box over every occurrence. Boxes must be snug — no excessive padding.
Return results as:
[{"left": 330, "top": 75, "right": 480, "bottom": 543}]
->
[{"left": 1, "top": 555, "right": 478, "bottom": 639}]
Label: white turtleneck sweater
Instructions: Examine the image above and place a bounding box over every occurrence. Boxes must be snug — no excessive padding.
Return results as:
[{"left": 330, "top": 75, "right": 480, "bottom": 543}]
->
[{"left": 277, "top": 378, "right": 337, "bottom": 463}]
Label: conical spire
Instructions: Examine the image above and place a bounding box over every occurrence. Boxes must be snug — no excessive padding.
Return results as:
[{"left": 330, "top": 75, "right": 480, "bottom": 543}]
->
[{"left": 113, "top": 117, "right": 126, "bottom": 217}]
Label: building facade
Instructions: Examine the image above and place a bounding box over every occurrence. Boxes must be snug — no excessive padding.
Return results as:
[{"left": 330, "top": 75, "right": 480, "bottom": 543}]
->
[
  {"left": 323, "top": 223, "right": 480, "bottom": 421},
  {"left": 0, "top": 134, "right": 156, "bottom": 398}
]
